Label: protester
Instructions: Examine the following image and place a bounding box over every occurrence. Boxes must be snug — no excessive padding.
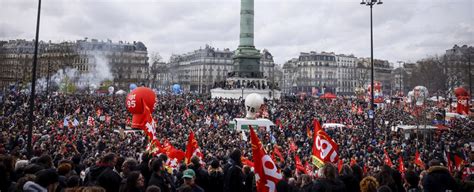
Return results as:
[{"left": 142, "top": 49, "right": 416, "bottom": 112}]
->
[
  {"left": 0, "top": 90, "right": 472, "bottom": 192},
  {"left": 177, "top": 169, "right": 204, "bottom": 192},
  {"left": 422, "top": 160, "right": 458, "bottom": 192},
  {"left": 312, "top": 163, "right": 346, "bottom": 192}
]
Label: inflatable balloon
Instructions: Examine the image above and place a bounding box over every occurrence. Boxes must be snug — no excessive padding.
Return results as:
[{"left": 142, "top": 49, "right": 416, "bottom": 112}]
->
[
  {"left": 454, "top": 87, "right": 469, "bottom": 97},
  {"left": 129, "top": 83, "right": 137, "bottom": 91},
  {"left": 367, "top": 81, "right": 384, "bottom": 103},
  {"left": 126, "top": 87, "right": 156, "bottom": 129},
  {"left": 108, "top": 86, "right": 115, "bottom": 95},
  {"left": 245, "top": 93, "right": 264, "bottom": 119},
  {"left": 454, "top": 87, "right": 469, "bottom": 115},
  {"left": 172, "top": 84, "right": 182, "bottom": 94},
  {"left": 413, "top": 86, "right": 429, "bottom": 106}
]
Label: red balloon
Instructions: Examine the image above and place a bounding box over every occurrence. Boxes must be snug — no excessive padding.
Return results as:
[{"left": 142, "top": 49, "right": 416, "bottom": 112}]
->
[
  {"left": 454, "top": 87, "right": 468, "bottom": 97},
  {"left": 126, "top": 87, "right": 156, "bottom": 129}
]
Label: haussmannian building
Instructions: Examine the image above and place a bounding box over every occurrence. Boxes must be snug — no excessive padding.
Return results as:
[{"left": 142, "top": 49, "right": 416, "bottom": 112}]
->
[
  {"left": 157, "top": 45, "right": 281, "bottom": 93},
  {"left": 0, "top": 38, "right": 149, "bottom": 90},
  {"left": 357, "top": 57, "right": 393, "bottom": 96},
  {"left": 282, "top": 51, "right": 341, "bottom": 95}
]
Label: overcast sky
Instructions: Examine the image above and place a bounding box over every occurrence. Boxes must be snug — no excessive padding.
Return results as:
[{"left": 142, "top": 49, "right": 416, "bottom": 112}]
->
[{"left": 1, "top": 0, "right": 473, "bottom": 65}]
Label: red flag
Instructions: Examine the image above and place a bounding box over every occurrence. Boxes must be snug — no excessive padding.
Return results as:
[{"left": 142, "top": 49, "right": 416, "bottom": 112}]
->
[
  {"left": 249, "top": 126, "right": 282, "bottom": 192},
  {"left": 415, "top": 151, "right": 425, "bottom": 169},
  {"left": 275, "top": 119, "right": 282, "bottom": 129},
  {"left": 304, "top": 162, "right": 313, "bottom": 176},
  {"left": 357, "top": 106, "right": 363, "bottom": 114},
  {"left": 241, "top": 156, "right": 254, "bottom": 168},
  {"left": 306, "top": 126, "right": 312, "bottom": 138},
  {"left": 185, "top": 130, "right": 203, "bottom": 164},
  {"left": 126, "top": 116, "right": 131, "bottom": 126},
  {"left": 445, "top": 151, "right": 453, "bottom": 173},
  {"left": 289, "top": 140, "right": 297, "bottom": 153},
  {"left": 384, "top": 149, "right": 393, "bottom": 167},
  {"left": 96, "top": 108, "right": 102, "bottom": 117},
  {"left": 167, "top": 148, "right": 186, "bottom": 169},
  {"left": 337, "top": 159, "right": 343, "bottom": 173},
  {"left": 295, "top": 154, "right": 306, "bottom": 174},
  {"left": 454, "top": 155, "right": 465, "bottom": 171},
  {"left": 350, "top": 157, "right": 357, "bottom": 167},
  {"left": 311, "top": 119, "right": 339, "bottom": 168},
  {"left": 398, "top": 156, "right": 405, "bottom": 174},
  {"left": 273, "top": 145, "right": 284, "bottom": 163}
]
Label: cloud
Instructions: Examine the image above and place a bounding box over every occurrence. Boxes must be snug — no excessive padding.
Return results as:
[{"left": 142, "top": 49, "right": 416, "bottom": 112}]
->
[{"left": 0, "top": 0, "right": 472, "bottom": 65}]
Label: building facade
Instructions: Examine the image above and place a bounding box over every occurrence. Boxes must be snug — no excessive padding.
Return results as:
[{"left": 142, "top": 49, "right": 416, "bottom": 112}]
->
[
  {"left": 443, "top": 44, "right": 473, "bottom": 90},
  {"left": 282, "top": 51, "right": 350, "bottom": 95},
  {"left": 336, "top": 54, "right": 357, "bottom": 95},
  {"left": 357, "top": 58, "right": 393, "bottom": 96},
  {"left": 156, "top": 45, "right": 280, "bottom": 93},
  {"left": 0, "top": 38, "right": 149, "bottom": 91}
]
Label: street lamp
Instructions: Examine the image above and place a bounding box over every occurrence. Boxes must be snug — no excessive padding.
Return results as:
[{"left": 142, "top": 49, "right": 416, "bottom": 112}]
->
[
  {"left": 27, "top": 0, "right": 42, "bottom": 158},
  {"left": 360, "top": 0, "right": 383, "bottom": 131}
]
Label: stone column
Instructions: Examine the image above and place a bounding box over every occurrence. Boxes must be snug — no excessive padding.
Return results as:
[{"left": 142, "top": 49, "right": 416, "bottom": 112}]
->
[{"left": 239, "top": 0, "right": 255, "bottom": 47}]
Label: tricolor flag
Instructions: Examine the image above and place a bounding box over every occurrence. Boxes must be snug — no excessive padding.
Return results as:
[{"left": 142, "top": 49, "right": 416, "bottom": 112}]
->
[
  {"left": 185, "top": 130, "right": 203, "bottom": 164},
  {"left": 249, "top": 126, "right": 282, "bottom": 192},
  {"left": 311, "top": 119, "right": 339, "bottom": 168}
]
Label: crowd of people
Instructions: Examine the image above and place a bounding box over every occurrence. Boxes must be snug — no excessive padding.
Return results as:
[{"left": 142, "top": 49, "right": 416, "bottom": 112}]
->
[
  {"left": 213, "top": 79, "right": 279, "bottom": 90},
  {"left": 0, "top": 89, "right": 473, "bottom": 192}
]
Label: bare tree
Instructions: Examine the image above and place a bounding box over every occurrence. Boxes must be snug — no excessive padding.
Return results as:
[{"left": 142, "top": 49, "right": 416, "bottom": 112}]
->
[{"left": 406, "top": 56, "right": 447, "bottom": 94}]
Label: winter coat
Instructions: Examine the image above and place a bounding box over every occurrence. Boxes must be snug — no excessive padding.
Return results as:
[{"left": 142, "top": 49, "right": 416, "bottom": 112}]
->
[
  {"left": 338, "top": 175, "right": 360, "bottom": 192},
  {"left": 311, "top": 178, "right": 346, "bottom": 192},
  {"left": 208, "top": 169, "right": 224, "bottom": 192},
  {"left": 422, "top": 166, "right": 458, "bottom": 192},
  {"left": 23, "top": 181, "right": 47, "bottom": 192},
  {"left": 85, "top": 165, "right": 122, "bottom": 192},
  {"left": 148, "top": 171, "right": 175, "bottom": 192},
  {"left": 223, "top": 160, "right": 244, "bottom": 192}
]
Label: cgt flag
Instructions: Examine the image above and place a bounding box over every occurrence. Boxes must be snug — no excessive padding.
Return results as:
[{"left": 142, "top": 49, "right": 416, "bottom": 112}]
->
[
  {"left": 250, "top": 126, "right": 282, "bottom": 192},
  {"left": 185, "top": 130, "right": 203, "bottom": 164},
  {"left": 311, "top": 119, "right": 339, "bottom": 168}
]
